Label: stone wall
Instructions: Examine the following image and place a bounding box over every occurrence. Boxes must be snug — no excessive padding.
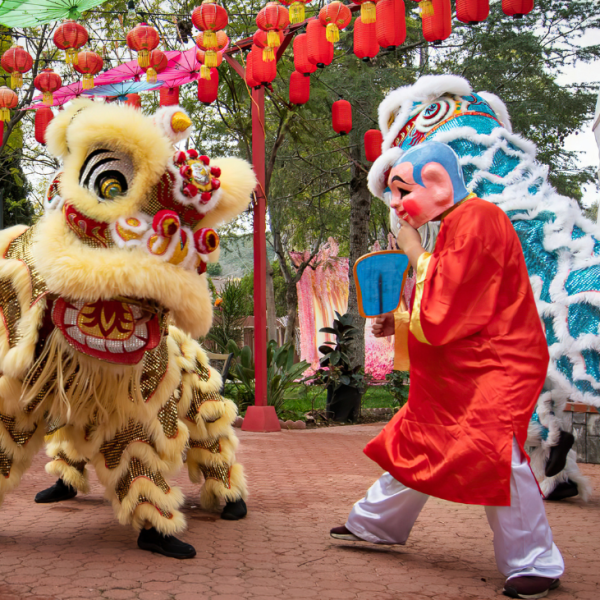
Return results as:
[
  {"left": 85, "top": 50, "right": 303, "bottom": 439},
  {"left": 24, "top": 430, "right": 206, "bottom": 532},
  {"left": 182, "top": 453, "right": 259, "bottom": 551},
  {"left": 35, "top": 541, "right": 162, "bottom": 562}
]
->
[{"left": 564, "top": 403, "right": 600, "bottom": 464}]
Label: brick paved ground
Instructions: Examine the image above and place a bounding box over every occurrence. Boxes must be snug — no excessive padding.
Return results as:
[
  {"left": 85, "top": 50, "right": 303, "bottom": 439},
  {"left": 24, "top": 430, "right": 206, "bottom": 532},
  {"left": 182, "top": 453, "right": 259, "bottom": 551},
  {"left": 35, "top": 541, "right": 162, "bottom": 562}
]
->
[{"left": 1, "top": 423, "right": 599, "bottom": 600}]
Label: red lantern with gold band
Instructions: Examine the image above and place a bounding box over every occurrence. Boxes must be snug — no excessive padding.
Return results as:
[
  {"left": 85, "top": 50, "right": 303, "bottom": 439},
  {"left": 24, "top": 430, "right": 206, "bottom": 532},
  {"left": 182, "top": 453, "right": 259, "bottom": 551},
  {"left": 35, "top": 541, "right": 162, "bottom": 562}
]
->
[
  {"left": 196, "top": 29, "right": 229, "bottom": 69},
  {"left": 422, "top": 0, "right": 451, "bottom": 44},
  {"left": 73, "top": 51, "right": 103, "bottom": 90},
  {"left": 456, "top": 0, "right": 489, "bottom": 23},
  {"left": 160, "top": 86, "right": 180, "bottom": 107},
  {"left": 364, "top": 129, "right": 383, "bottom": 162},
  {"left": 197, "top": 49, "right": 223, "bottom": 79},
  {"left": 502, "top": 0, "right": 533, "bottom": 18},
  {"left": 126, "top": 23, "right": 160, "bottom": 68},
  {"left": 144, "top": 49, "right": 168, "bottom": 83},
  {"left": 332, "top": 99, "right": 352, "bottom": 135},
  {"left": 192, "top": 0, "right": 229, "bottom": 50},
  {"left": 0, "top": 86, "right": 18, "bottom": 122},
  {"left": 253, "top": 29, "right": 284, "bottom": 62},
  {"left": 354, "top": 17, "right": 379, "bottom": 61},
  {"left": 53, "top": 20, "right": 88, "bottom": 65},
  {"left": 198, "top": 69, "right": 219, "bottom": 105},
  {"left": 1, "top": 46, "right": 33, "bottom": 89},
  {"left": 306, "top": 19, "right": 333, "bottom": 68},
  {"left": 245, "top": 48, "right": 260, "bottom": 88},
  {"left": 252, "top": 43, "right": 277, "bottom": 85},
  {"left": 354, "top": 0, "right": 379, "bottom": 24},
  {"left": 289, "top": 70, "right": 310, "bottom": 105},
  {"left": 256, "top": 2, "right": 290, "bottom": 52},
  {"left": 35, "top": 106, "right": 54, "bottom": 145},
  {"left": 279, "top": 0, "right": 311, "bottom": 24},
  {"left": 293, "top": 33, "right": 317, "bottom": 75},
  {"left": 34, "top": 68, "right": 62, "bottom": 106},
  {"left": 376, "top": 0, "right": 406, "bottom": 49},
  {"left": 319, "top": 1, "right": 352, "bottom": 43}
]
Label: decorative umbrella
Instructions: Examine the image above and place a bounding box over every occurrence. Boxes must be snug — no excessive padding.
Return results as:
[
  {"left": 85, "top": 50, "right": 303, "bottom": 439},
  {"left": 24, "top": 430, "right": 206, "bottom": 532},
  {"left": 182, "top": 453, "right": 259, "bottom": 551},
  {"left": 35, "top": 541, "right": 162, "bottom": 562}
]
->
[
  {"left": 0, "top": 0, "right": 108, "bottom": 27},
  {"left": 157, "top": 47, "right": 206, "bottom": 88},
  {"left": 24, "top": 80, "right": 86, "bottom": 108},
  {"left": 82, "top": 80, "right": 162, "bottom": 102}
]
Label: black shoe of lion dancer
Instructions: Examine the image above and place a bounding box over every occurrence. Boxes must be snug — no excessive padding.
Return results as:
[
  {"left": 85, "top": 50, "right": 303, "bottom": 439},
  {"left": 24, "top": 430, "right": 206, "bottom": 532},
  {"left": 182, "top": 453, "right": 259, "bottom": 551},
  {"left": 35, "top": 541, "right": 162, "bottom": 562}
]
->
[
  {"left": 221, "top": 498, "right": 247, "bottom": 521},
  {"left": 34, "top": 478, "right": 77, "bottom": 503},
  {"left": 545, "top": 431, "right": 575, "bottom": 478},
  {"left": 137, "top": 527, "right": 196, "bottom": 559},
  {"left": 503, "top": 576, "right": 560, "bottom": 599},
  {"left": 545, "top": 480, "right": 579, "bottom": 501}
]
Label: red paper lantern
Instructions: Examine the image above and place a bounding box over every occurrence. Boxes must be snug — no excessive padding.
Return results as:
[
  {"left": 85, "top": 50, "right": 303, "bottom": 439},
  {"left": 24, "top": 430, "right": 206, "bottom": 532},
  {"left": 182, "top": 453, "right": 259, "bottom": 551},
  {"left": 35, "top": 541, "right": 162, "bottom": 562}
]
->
[
  {"left": 332, "top": 99, "right": 352, "bottom": 135},
  {"left": 160, "top": 86, "right": 180, "bottom": 107},
  {"left": 502, "top": 0, "right": 534, "bottom": 18},
  {"left": 0, "top": 86, "right": 18, "bottom": 121},
  {"left": 35, "top": 106, "right": 54, "bottom": 145},
  {"left": 456, "top": 0, "right": 489, "bottom": 23},
  {"left": 376, "top": 0, "right": 406, "bottom": 48},
  {"left": 354, "top": 17, "right": 380, "bottom": 61},
  {"left": 144, "top": 49, "right": 169, "bottom": 83},
  {"left": 197, "top": 49, "right": 223, "bottom": 79},
  {"left": 34, "top": 68, "right": 62, "bottom": 106},
  {"left": 293, "top": 33, "right": 317, "bottom": 75},
  {"left": 1, "top": 46, "right": 33, "bottom": 89},
  {"left": 422, "top": 0, "right": 452, "bottom": 44},
  {"left": 198, "top": 68, "right": 219, "bottom": 104},
  {"left": 53, "top": 20, "right": 88, "bottom": 65},
  {"left": 354, "top": 0, "right": 379, "bottom": 24},
  {"left": 125, "top": 93, "right": 142, "bottom": 109},
  {"left": 252, "top": 44, "right": 277, "bottom": 85},
  {"left": 196, "top": 29, "right": 229, "bottom": 70},
  {"left": 319, "top": 1, "right": 352, "bottom": 43},
  {"left": 364, "top": 129, "right": 383, "bottom": 162},
  {"left": 289, "top": 71, "right": 310, "bottom": 105},
  {"left": 126, "top": 23, "right": 160, "bottom": 68},
  {"left": 73, "top": 51, "right": 103, "bottom": 90},
  {"left": 245, "top": 48, "right": 260, "bottom": 88},
  {"left": 192, "top": 0, "right": 229, "bottom": 50},
  {"left": 256, "top": 2, "right": 290, "bottom": 51},
  {"left": 279, "top": 0, "right": 312, "bottom": 24},
  {"left": 253, "top": 29, "right": 284, "bottom": 62},
  {"left": 307, "top": 19, "right": 333, "bottom": 68}
]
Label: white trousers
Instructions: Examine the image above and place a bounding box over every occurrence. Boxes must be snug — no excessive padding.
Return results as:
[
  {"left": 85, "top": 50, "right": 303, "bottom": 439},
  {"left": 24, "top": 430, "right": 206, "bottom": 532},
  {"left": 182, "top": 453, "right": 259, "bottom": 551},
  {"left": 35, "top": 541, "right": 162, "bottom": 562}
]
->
[{"left": 346, "top": 437, "right": 564, "bottom": 580}]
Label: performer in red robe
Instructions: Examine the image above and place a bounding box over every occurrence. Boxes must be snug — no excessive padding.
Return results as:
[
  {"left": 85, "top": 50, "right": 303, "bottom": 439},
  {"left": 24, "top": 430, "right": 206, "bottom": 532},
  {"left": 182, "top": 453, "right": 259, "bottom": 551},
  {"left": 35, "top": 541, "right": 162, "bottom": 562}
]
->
[{"left": 330, "top": 142, "right": 564, "bottom": 600}]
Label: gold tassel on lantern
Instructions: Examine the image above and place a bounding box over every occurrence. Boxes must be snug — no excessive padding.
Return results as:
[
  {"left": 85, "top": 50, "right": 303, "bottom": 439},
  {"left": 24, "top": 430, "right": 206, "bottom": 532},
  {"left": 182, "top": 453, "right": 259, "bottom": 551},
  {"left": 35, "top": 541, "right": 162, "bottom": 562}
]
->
[
  {"left": 137, "top": 49, "right": 150, "bottom": 67},
  {"left": 326, "top": 23, "right": 340, "bottom": 43},
  {"left": 267, "top": 30, "right": 281, "bottom": 48},
  {"left": 42, "top": 92, "right": 53, "bottom": 106},
  {"left": 201, "top": 65, "right": 212, "bottom": 80},
  {"left": 360, "top": 1, "right": 376, "bottom": 24},
  {"left": 1, "top": 108, "right": 9, "bottom": 121},
  {"left": 289, "top": 2, "right": 305, "bottom": 24},
  {"left": 146, "top": 67, "right": 157, "bottom": 83},
  {"left": 65, "top": 48, "right": 77, "bottom": 65},
  {"left": 205, "top": 50, "right": 218, "bottom": 68},
  {"left": 203, "top": 31, "right": 217, "bottom": 49},
  {"left": 82, "top": 74, "right": 95, "bottom": 90},
  {"left": 262, "top": 46, "right": 275, "bottom": 61},
  {"left": 10, "top": 72, "right": 23, "bottom": 89},
  {"left": 419, "top": 0, "right": 434, "bottom": 17}
]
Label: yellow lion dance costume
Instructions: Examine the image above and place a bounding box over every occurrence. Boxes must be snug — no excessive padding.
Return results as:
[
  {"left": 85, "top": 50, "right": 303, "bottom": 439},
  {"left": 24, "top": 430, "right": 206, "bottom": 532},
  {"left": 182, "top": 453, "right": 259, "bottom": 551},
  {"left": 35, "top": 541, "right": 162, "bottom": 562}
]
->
[{"left": 0, "top": 100, "right": 255, "bottom": 558}]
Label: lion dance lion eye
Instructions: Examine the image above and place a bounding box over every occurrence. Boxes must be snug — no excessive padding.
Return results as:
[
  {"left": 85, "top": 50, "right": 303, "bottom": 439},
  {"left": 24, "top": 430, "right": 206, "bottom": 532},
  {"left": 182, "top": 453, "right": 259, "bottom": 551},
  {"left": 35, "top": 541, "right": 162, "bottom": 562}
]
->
[
  {"left": 99, "top": 176, "right": 125, "bottom": 199},
  {"left": 79, "top": 147, "right": 134, "bottom": 202}
]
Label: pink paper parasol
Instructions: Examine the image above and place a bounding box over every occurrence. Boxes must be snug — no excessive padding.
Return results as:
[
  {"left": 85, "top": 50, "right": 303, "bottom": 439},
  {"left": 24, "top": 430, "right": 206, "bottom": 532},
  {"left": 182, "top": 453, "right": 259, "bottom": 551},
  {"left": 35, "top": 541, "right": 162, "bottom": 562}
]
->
[
  {"left": 158, "top": 48, "right": 203, "bottom": 88},
  {"left": 22, "top": 81, "right": 85, "bottom": 109}
]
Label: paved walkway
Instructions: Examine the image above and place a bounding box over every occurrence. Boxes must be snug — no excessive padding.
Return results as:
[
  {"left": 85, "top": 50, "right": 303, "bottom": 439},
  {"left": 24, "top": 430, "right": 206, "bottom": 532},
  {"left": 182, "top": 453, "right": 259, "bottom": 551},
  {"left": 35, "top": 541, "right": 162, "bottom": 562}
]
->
[{"left": 1, "top": 423, "right": 599, "bottom": 600}]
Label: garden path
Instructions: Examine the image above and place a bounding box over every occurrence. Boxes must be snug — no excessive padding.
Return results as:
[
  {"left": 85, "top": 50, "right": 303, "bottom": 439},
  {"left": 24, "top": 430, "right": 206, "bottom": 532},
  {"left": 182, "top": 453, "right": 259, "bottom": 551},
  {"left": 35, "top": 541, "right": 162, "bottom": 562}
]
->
[{"left": 0, "top": 424, "right": 598, "bottom": 600}]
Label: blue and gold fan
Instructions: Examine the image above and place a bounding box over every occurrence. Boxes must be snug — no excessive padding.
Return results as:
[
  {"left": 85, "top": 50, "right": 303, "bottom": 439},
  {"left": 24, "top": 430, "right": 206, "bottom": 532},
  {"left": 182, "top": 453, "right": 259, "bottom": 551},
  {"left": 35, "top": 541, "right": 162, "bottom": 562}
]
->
[{"left": 353, "top": 251, "right": 410, "bottom": 318}]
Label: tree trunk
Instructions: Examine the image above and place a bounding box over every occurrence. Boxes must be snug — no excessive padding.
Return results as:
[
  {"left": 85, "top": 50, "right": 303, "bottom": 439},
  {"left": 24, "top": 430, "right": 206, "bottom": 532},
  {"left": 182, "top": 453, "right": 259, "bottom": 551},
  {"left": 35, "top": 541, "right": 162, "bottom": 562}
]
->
[
  {"left": 266, "top": 260, "right": 278, "bottom": 342},
  {"left": 284, "top": 279, "right": 298, "bottom": 345},
  {"left": 346, "top": 145, "right": 372, "bottom": 370}
]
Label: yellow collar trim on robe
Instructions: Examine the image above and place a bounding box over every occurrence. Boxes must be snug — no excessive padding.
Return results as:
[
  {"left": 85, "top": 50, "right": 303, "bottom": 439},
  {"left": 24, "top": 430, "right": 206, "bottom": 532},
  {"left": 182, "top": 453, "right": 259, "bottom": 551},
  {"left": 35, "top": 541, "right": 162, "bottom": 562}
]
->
[{"left": 409, "top": 251, "right": 433, "bottom": 345}]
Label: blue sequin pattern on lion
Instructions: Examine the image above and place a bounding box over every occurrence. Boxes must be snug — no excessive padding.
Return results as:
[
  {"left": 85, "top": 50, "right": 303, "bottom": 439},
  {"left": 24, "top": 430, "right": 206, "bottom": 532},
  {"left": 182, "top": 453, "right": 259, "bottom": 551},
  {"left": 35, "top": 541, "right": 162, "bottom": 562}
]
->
[{"left": 368, "top": 75, "right": 594, "bottom": 499}]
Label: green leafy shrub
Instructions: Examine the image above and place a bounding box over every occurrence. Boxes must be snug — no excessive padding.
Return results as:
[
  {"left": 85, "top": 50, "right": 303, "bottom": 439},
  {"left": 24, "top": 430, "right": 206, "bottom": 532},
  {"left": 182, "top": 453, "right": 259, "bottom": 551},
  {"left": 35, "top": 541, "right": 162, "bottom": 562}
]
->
[{"left": 385, "top": 370, "right": 410, "bottom": 406}]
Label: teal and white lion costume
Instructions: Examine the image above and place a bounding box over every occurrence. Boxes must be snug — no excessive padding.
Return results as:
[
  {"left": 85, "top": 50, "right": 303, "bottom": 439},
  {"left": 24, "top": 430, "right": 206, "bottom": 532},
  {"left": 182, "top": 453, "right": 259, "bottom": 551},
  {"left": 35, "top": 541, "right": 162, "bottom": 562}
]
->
[{"left": 369, "top": 75, "right": 595, "bottom": 500}]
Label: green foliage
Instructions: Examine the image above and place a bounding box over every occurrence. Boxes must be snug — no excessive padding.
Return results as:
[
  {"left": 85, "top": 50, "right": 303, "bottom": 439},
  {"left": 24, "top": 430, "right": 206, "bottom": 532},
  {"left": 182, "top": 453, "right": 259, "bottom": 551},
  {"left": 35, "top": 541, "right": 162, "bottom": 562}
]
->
[
  {"left": 385, "top": 370, "right": 410, "bottom": 407},
  {"left": 205, "top": 278, "right": 252, "bottom": 352},
  {"left": 226, "top": 338, "right": 309, "bottom": 418},
  {"left": 206, "top": 262, "right": 223, "bottom": 277},
  {"left": 311, "top": 312, "right": 370, "bottom": 392}
]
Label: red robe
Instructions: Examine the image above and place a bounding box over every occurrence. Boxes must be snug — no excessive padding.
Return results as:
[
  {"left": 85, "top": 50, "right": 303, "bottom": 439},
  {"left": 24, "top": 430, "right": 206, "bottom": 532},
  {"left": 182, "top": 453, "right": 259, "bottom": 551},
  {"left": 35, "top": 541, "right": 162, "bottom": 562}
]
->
[{"left": 364, "top": 197, "right": 548, "bottom": 506}]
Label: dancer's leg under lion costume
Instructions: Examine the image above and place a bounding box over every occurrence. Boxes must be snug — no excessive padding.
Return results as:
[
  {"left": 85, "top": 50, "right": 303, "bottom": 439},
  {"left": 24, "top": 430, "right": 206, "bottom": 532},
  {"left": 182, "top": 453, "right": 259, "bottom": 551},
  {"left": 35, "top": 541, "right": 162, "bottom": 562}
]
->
[{"left": 0, "top": 100, "right": 255, "bottom": 557}]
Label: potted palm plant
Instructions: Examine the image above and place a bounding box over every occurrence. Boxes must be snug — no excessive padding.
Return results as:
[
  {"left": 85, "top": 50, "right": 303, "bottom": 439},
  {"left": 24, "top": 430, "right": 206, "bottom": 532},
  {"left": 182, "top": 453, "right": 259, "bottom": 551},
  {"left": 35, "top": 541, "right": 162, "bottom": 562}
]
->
[{"left": 312, "top": 312, "right": 369, "bottom": 422}]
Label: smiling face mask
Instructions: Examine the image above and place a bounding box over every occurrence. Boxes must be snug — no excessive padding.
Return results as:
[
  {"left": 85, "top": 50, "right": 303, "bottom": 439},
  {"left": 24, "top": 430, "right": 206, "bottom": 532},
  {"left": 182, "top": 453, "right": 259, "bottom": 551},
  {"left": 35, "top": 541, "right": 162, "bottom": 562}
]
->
[{"left": 384, "top": 142, "right": 470, "bottom": 230}]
